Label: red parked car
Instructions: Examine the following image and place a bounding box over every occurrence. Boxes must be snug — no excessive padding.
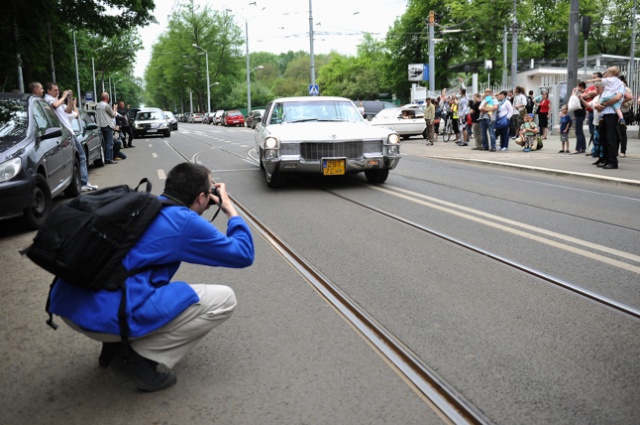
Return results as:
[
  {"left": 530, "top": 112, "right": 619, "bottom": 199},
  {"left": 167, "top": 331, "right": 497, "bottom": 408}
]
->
[{"left": 222, "top": 110, "right": 245, "bottom": 127}]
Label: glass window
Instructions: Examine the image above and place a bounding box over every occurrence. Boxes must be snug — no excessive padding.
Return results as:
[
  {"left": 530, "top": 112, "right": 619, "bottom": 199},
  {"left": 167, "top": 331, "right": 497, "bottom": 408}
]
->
[{"left": 0, "top": 98, "right": 28, "bottom": 138}]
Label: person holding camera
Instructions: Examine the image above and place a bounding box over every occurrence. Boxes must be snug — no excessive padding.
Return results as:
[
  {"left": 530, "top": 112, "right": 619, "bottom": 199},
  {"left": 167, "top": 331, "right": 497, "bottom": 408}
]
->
[
  {"left": 48, "top": 163, "right": 254, "bottom": 392},
  {"left": 44, "top": 82, "right": 97, "bottom": 192}
]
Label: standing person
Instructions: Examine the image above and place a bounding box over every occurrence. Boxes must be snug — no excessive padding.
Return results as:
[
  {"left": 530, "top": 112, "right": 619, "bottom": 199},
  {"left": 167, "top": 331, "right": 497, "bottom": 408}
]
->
[
  {"left": 469, "top": 93, "right": 483, "bottom": 150},
  {"left": 495, "top": 90, "right": 514, "bottom": 151},
  {"left": 537, "top": 91, "right": 551, "bottom": 139},
  {"left": 479, "top": 89, "right": 498, "bottom": 151},
  {"left": 511, "top": 86, "right": 528, "bottom": 139},
  {"left": 449, "top": 96, "right": 460, "bottom": 143},
  {"left": 582, "top": 82, "right": 605, "bottom": 164},
  {"left": 424, "top": 98, "right": 435, "bottom": 145},
  {"left": 570, "top": 82, "right": 587, "bottom": 154},
  {"left": 594, "top": 91, "right": 623, "bottom": 169},
  {"left": 558, "top": 105, "right": 572, "bottom": 153},
  {"left": 43, "top": 82, "right": 97, "bottom": 192},
  {"left": 96, "top": 92, "right": 118, "bottom": 164},
  {"left": 48, "top": 162, "right": 255, "bottom": 392},
  {"left": 526, "top": 90, "right": 535, "bottom": 114},
  {"left": 28, "top": 81, "right": 44, "bottom": 97},
  {"left": 458, "top": 88, "right": 469, "bottom": 146},
  {"left": 618, "top": 75, "right": 633, "bottom": 157},
  {"left": 582, "top": 72, "right": 602, "bottom": 156},
  {"left": 117, "top": 101, "right": 135, "bottom": 148}
]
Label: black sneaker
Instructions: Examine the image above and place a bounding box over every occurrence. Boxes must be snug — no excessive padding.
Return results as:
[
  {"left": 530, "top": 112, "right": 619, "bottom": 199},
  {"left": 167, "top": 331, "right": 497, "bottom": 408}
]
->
[
  {"left": 99, "top": 342, "right": 122, "bottom": 367},
  {"left": 109, "top": 347, "right": 177, "bottom": 392}
]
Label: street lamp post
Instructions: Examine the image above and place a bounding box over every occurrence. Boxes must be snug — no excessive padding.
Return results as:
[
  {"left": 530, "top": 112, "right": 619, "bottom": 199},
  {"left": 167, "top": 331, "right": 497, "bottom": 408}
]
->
[
  {"left": 248, "top": 66, "right": 263, "bottom": 114},
  {"left": 192, "top": 44, "right": 210, "bottom": 114}
]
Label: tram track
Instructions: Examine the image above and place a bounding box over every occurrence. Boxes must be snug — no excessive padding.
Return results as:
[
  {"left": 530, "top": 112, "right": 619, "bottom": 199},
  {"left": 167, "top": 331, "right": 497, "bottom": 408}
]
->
[{"left": 165, "top": 129, "right": 640, "bottom": 424}]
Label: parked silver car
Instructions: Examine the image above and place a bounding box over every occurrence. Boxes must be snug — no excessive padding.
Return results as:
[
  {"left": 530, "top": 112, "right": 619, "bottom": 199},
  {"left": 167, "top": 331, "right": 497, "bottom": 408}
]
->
[{"left": 254, "top": 96, "right": 401, "bottom": 187}]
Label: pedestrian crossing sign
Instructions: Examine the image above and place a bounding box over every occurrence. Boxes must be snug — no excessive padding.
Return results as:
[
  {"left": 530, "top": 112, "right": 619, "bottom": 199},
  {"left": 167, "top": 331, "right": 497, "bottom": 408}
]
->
[{"left": 309, "top": 84, "right": 319, "bottom": 96}]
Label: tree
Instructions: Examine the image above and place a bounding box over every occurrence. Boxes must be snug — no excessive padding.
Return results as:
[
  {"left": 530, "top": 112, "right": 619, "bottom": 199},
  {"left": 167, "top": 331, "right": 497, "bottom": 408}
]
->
[{"left": 0, "top": 0, "right": 155, "bottom": 92}]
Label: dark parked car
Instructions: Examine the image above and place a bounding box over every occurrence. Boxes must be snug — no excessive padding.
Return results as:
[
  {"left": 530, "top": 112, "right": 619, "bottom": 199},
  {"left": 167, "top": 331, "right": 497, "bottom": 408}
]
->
[
  {"left": 356, "top": 100, "right": 397, "bottom": 120},
  {"left": 0, "top": 93, "right": 82, "bottom": 229},
  {"left": 246, "top": 109, "right": 265, "bottom": 129},
  {"left": 133, "top": 108, "right": 171, "bottom": 138},
  {"left": 164, "top": 111, "right": 179, "bottom": 131},
  {"left": 71, "top": 109, "right": 104, "bottom": 167}
]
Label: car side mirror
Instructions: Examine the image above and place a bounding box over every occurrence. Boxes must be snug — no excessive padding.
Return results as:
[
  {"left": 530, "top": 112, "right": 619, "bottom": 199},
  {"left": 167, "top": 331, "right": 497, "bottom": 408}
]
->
[{"left": 37, "top": 127, "right": 63, "bottom": 142}]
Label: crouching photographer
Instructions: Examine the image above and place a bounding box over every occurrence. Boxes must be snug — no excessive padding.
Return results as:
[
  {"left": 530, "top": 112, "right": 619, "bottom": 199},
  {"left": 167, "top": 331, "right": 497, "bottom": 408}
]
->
[{"left": 48, "top": 163, "right": 255, "bottom": 391}]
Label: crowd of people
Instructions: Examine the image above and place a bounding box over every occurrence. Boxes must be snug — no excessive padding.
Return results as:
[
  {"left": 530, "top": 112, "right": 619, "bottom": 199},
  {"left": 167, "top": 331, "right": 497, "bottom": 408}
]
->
[
  {"left": 29, "top": 81, "right": 136, "bottom": 169},
  {"left": 422, "top": 67, "right": 636, "bottom": 169}
]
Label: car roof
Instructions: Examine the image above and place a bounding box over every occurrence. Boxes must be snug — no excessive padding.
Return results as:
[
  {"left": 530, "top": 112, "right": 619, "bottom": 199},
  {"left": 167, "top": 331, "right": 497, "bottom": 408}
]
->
[
  {"left": 270, "top": 96, "right": 353, "bottom": 103},
  {"left": 0, "top": 93, "right": 32, "bottom": 101}
]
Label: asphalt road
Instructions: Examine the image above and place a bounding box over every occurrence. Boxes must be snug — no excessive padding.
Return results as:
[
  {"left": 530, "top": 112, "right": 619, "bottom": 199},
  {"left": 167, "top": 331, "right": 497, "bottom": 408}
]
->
[{"left": 1, "top": 123, "right": 638, "bottom": 425}]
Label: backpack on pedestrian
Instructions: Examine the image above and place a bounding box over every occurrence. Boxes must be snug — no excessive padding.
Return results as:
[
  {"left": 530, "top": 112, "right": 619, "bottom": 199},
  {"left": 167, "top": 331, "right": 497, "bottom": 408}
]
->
[{"left": 20, "top": 179, "right": 177, "bottom": 344}]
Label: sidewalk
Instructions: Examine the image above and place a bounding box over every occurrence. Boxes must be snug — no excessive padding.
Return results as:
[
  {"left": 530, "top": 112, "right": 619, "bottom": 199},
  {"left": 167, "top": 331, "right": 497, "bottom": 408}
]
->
[{"left": 402, "top": 125, "right": 640, "bottom": 187}]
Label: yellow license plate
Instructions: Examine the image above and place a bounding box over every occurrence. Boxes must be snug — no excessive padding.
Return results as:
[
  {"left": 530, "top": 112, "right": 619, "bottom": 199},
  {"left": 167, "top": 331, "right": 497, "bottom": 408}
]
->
[{"left": 322, "top": 159, "right": 345, "bottom": 175}]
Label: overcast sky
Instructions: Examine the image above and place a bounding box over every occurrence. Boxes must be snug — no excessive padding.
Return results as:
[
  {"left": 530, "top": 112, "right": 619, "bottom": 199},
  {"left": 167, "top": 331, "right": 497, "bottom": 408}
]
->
[{"left": 134, "top": 0, "right": 408, "bottom": 78}]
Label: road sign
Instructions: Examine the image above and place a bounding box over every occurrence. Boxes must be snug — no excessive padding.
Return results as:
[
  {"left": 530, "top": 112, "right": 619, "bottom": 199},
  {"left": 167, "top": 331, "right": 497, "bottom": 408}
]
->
[{"left": 309, "top": 84, "right": 319, "bottom": 96}]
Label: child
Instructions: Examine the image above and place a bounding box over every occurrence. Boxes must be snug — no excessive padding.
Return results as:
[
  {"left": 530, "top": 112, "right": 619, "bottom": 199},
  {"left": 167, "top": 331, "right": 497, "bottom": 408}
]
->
[
  {"left": 517, "top": 113, "right": 538, "bottom": 152},
  {"left": 559, "top": 105, "right": 572, "bottom": 153},
  {"left": 479, "top": 89, "right": 495, "bottom": 124},
  {"left": 588, "top": 66, "right": 626, "bottom": 127}
]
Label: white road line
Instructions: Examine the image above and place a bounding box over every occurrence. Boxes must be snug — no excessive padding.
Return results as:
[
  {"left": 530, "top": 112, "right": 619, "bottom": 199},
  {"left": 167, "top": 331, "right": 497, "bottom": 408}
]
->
[
  {"left": 371, "top": 185, "right": 640, "bottom": 274},
  {"left": 157, "top": 169, "right": 166, "bottom": 180},
  {"left": 152, "top": 153, "right": 158, "bottom": 158}
]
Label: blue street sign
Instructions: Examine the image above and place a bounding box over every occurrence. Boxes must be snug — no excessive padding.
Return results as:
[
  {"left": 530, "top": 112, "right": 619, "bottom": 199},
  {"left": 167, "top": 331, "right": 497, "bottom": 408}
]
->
[{"left": 309, "top": 84, "right": 319, "bottom": 96}]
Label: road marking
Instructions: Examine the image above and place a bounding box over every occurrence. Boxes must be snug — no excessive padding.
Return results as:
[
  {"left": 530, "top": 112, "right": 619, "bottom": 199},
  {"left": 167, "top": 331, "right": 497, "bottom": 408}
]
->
[
  {"left": 157, "top": 169, "right": 166, "bottom": 180},
  {"left": 371, "top": 185, "right": 640, "bottom": 274},
  {"left": 152, "top": 153, "right": 158, "bottom": 158}
]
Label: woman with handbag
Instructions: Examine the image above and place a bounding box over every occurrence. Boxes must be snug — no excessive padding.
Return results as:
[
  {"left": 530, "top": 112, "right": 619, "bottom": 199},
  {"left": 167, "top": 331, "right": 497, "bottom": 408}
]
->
[
  {"left": 537, "top": 91, "right": 551, "bottom": 139},
  {"left": 494, "top": 90, "right": 514, "bottom": 151}
]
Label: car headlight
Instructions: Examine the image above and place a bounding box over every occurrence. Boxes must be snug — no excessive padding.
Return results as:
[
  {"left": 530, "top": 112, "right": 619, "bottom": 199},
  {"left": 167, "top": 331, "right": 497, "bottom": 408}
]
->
[
  {"left": 0, "top": 157, "right": 22, "bottom": 183},
  {"left": 265, "top": 137, "right": 279, "bottom": 149},
  {"left": 387, "top": 133, "right": 400, "bottom": 144}
]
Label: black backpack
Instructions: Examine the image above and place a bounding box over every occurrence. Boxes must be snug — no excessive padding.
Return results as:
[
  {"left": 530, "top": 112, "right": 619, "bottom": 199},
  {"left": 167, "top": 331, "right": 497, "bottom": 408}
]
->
[
  {"left": 526, "top": 96, "right": 534, "bottom": 114},
  {"left": 21, "top": 178, "right": 177, "bottom": 344}
]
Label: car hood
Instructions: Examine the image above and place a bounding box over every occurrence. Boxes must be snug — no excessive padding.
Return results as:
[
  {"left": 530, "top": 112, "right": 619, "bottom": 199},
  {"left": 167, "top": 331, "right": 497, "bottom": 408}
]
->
[
  {"left": 264, "top": 121, "right": 395, "bottom": 141},
  {"left": 0, "top": 136, "right": 29, "bottom": 159},
  {"left": 135, "top": 119, "right": 166, "bottom": 124}
]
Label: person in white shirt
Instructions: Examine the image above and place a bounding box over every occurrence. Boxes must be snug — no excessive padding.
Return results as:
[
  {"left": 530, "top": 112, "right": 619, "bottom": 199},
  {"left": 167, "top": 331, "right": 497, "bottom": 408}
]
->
[
  {"left": 43, "top": 82, "right": 97, "bottom": 192},
  {"left": 495, "top": 90, "right": 514, "bottom": 151}
]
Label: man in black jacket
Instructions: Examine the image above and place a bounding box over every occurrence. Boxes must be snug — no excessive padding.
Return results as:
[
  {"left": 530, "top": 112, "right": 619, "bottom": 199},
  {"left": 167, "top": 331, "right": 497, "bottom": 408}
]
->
[{"left": 117, "top": 101, "right": 135, "bottom": 148}]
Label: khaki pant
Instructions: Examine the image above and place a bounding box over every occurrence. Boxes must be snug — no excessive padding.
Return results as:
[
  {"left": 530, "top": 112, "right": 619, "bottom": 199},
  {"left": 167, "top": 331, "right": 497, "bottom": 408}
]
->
[
  {"left": 472, "top": 122, "right": 481, "bottom": 148},
  {"left": 63, "top": 284, "right": 237, "bottom": 368}
]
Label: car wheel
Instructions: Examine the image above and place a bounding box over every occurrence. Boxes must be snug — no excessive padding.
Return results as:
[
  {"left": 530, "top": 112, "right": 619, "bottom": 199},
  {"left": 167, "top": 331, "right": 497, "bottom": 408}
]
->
[
  {"left": 22, "top": 174, "right": 52, "bottom": 230},
  {"left": 262, "top": 158, "right": 286, "bottom": 187},
  {"left": 364, "top": 168, "right": 389, "bottom": 184},
  {"left": 64, "top": 158, "right": 82, "bottom": 197},
  {"left": 165, "top": 130, "right": 171, "bottom": 137},
  {"left": 94, "top": 143, "right": 105, "bottom": 167}
]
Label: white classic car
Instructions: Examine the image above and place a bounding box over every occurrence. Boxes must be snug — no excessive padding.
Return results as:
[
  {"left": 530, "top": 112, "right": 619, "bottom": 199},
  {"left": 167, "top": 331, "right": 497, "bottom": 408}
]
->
[
  {"left": 370, "top": 107, "right": 427, "bottom": 140},
  {"left": 254, "top": 96, "right": 401, "bottom": 187}
]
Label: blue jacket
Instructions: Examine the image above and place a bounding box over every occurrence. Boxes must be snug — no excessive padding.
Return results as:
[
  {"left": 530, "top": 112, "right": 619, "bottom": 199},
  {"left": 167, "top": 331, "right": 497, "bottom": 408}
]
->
[{"left": 49, "top": 204, "right": 254, "bottom": 337}]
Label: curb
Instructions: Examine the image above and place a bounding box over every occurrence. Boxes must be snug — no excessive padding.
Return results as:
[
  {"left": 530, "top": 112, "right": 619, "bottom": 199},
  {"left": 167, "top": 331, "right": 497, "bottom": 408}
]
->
[{"left": 430, "top": 156, "right": 640, "bottom": 188}]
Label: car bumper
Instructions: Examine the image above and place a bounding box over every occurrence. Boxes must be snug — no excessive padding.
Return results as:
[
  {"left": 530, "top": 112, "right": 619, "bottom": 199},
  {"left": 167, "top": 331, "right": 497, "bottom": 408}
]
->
[
  {"left": 0, "top": 176, "right": 34, "bottom": 220},
  {"left": 263, "top": 152, "right": 401, "bottom": 176}
]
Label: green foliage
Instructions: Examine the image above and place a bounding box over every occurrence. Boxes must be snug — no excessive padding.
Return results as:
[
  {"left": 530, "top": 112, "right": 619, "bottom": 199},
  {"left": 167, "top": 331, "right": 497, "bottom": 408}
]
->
[{"left": 0, "top": 0, "right": 154, "bottom": 93}]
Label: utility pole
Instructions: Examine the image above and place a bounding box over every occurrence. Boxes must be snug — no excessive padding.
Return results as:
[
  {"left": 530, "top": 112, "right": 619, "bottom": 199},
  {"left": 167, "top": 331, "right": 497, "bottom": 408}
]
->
[
  {"left": 566, "top": 0, "right": 580, "bottom": 95},
  {"left": 511, "top": 0, "right": 518, "bottom": 88},
  {"left": 308, "top": 0, "right": 316, "bottom": 86},
  {"left": 428, "top": 10, "right": 435, "bottom": 93},
  {"left": 502, "top": 26, "right": 508, "bottom": 87}
]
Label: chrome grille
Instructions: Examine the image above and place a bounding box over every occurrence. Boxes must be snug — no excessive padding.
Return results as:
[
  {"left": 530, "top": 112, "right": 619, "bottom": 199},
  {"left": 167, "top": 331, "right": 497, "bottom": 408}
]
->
[{"left": 280, "top": 140, "right": 383, "bottom": 160}]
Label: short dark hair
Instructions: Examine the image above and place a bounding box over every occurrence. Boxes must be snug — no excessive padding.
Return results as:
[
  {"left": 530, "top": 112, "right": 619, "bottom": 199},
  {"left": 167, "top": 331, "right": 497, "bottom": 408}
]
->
[
  {"left": 578, "top": 81, "right": 587, "bottom": 89},
  {"left": 460, "top": 88, "right": 466, "bottom": 95},
  {"left": 593, "top": 72, "right": 603, "bottom": 78},
  {"left": 164, "top": 163, "right": 211, "bottom": 206},
  {"left": 500, "top": 90, "right": 508, "bottom": 96},
  {"left": 44, "top": 82, "right": 57, "bottom": 92}
]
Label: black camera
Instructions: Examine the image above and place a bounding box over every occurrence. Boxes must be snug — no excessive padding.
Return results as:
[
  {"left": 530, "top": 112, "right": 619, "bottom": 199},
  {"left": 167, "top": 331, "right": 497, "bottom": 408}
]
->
[{"left": 208, "top": 186, "right": 220, "bottom": 206}]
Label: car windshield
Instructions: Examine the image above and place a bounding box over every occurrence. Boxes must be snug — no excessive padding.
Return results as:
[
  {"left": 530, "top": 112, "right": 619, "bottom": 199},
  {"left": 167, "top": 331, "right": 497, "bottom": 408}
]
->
[
  {"left": 271, "top": 100, "right": 363, "bottom": 124},
  {"left": 137, "top": 111, "right": 163, "bottom": 120},
  {"left": 0, "top": 98, "right": 28, "bottom": 139},
  {"left": 228, "top": 111, "right": 242, "bottom": 117}
]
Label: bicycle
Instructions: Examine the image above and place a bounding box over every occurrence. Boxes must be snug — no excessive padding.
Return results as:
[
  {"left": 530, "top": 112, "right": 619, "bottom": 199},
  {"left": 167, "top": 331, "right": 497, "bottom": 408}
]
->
[{"left": 440, "top": 113, "right": 454, "bottom": 142}]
